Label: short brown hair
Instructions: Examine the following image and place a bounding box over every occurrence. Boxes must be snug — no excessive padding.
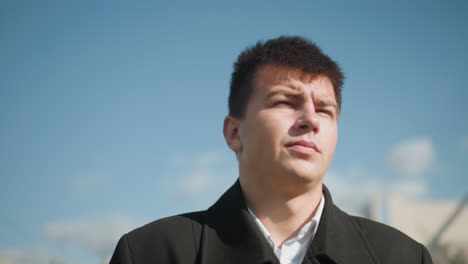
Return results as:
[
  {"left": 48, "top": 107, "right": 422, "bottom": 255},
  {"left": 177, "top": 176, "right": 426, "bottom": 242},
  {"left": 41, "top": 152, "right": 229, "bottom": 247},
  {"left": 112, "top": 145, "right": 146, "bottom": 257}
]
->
[{"left": 228, "top": 36, "right": 344, "bottom": 118}]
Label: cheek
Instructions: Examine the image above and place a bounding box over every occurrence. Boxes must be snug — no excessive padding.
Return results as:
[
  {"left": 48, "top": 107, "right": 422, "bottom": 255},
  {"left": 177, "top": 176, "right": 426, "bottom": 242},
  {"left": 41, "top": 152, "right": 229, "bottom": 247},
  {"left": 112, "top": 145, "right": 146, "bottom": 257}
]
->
[
  {"left": 320, "top": 121, "right": 338, "bottom": 146},
  {"left": 326, "top": 126, "right": 338, "bottom": 142},
  {"left": 257, "top": 114, "right": 291, "bottom": 141}
]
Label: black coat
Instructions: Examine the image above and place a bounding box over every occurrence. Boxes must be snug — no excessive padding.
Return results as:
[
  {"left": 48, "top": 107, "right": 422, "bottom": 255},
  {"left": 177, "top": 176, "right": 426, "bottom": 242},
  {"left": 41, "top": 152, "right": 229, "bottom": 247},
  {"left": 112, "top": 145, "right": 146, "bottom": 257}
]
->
[{"left": 110, "top": 181, "right": 433, "bottom": 264}]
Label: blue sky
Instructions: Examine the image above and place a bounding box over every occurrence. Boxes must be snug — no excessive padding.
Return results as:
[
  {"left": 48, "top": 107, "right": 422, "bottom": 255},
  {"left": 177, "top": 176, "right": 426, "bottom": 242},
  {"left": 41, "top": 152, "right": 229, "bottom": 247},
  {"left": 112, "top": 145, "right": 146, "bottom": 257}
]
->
[{"left": 1, "top": 1, "right": 467, "bottom": 263}]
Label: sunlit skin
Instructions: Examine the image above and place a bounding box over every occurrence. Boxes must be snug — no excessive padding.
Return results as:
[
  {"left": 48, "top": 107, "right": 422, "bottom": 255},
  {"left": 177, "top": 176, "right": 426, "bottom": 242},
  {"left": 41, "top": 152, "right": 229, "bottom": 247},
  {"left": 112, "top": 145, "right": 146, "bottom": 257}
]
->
[{"left": 223, "top": 64, "right": 339, "bottom": 246}]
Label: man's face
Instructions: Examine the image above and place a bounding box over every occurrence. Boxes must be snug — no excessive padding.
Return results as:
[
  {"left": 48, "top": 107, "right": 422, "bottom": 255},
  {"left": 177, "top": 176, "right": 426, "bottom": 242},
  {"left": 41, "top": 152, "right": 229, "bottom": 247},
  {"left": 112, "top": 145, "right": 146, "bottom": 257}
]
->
[{"left": 226, "top": 64, "right": 338, "bottom": 191}]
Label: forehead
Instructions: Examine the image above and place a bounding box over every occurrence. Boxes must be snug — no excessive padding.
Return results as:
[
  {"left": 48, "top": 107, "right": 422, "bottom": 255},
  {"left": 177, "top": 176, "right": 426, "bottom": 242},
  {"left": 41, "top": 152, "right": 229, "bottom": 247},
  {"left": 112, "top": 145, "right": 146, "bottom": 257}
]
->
[{"left": 252, "top": 64, "right": 335, "bottom": 98}]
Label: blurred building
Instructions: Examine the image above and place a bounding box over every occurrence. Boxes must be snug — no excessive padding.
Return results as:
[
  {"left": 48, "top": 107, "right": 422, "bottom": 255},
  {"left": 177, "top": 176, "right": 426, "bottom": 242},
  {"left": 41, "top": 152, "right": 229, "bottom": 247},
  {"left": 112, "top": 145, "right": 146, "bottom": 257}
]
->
[{"left": 380, "top": 194, "right": 468, "bottom": 264}]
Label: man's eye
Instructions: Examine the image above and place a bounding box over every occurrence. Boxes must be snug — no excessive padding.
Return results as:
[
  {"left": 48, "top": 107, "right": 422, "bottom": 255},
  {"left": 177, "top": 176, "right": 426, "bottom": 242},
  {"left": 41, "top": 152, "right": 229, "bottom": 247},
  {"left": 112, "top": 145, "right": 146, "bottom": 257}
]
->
[
  {"left": 274, "top": 101, "right": 294, "bottom": 107},
  {"left": 317, "top": 109, "right": 331, "bottom": 115}
]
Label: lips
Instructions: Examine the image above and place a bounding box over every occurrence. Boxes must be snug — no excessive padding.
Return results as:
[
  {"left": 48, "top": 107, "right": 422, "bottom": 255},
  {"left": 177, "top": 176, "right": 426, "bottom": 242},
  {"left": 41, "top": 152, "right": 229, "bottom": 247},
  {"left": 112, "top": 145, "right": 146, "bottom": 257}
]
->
[{"left": 285, "top": 140, "right": 320, "bottom": 154}]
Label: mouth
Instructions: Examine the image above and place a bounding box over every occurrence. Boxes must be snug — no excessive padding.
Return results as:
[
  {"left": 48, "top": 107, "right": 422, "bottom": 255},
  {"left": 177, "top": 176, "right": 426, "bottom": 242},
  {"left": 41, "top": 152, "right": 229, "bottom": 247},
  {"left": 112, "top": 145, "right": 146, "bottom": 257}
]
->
[{"left": 285, "top": 140, "right": 320, "bottom": 154}]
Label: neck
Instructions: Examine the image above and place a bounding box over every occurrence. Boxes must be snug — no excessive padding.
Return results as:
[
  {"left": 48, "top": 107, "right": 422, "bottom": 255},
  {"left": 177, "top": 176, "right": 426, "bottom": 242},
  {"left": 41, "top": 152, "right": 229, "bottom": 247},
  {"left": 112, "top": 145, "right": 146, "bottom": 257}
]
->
[{"left": 239, "top": 174, "right": 323, "bottom": 247}]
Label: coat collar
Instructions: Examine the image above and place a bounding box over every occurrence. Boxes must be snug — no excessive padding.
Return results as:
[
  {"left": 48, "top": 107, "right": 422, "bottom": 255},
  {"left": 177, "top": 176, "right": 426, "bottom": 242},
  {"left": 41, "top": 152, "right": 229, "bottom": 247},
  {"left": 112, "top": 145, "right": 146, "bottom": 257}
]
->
[
  {"left": 305, "top": 186, "right": 377, "bottom": 264},
  {"left": 201, "top": 180, "right": 377, "bottom": 264},
  {"left": 202, "top": 180, "right": 278, "bottom": 264}
]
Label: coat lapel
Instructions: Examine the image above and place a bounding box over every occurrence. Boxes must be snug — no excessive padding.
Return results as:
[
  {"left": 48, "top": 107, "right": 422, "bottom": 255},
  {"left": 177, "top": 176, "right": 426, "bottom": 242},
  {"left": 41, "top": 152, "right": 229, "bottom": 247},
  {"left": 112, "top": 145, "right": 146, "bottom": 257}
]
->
[
  {"left": 304, "top": 186, "right": 377, "bottom": 264},
  {"left": 199, "top": 181, "right": 378, "bottom": 264},
  {"left": 200, "top": 180, "right": 279, "bottom": 264}
]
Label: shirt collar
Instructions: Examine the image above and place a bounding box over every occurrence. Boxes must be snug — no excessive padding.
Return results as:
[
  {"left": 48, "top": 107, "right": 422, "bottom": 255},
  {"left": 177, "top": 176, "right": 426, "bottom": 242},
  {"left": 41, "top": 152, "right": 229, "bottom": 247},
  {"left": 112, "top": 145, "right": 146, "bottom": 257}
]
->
[{"left": 247, "top": 194, "right": 325, "bottom": 247}]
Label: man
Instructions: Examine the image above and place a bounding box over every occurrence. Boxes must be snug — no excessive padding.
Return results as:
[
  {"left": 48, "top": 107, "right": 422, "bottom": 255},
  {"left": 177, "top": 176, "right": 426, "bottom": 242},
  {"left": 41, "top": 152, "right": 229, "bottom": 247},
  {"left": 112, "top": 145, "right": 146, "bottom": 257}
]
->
[{"left": 110, "top": 36, "right": 433, "bottom": 264}]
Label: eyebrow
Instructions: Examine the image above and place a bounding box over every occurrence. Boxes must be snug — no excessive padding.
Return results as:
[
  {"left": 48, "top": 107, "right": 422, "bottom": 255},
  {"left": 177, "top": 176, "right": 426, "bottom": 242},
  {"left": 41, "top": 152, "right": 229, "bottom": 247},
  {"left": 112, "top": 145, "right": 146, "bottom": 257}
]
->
[
  {"left": 316, "top": 99, "right": 338, "bottom": 110},
  {"left": 267, "top": 90, "right": 338, "bottom": 109},
  {"left": 266, "top": 89, "right": 302, "bottom": 100}
]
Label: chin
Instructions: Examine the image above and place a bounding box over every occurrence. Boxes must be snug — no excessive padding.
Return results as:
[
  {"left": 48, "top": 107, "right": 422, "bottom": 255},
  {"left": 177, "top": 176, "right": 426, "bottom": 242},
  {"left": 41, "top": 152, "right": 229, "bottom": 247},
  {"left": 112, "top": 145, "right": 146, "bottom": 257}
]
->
[
  {"left": 279, "top": 171, "right": 322, "bottom": 197},
  {"left": 285, "top": 163, "right": 324, "bottom": 184}
]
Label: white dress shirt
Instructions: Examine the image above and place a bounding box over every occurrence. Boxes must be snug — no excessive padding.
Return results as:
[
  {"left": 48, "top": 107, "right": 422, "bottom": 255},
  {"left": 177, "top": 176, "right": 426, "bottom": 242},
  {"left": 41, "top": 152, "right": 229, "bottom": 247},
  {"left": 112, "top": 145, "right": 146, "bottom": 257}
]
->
[{"left": 248, "top": 195, "right": 325, "bottom": 264}]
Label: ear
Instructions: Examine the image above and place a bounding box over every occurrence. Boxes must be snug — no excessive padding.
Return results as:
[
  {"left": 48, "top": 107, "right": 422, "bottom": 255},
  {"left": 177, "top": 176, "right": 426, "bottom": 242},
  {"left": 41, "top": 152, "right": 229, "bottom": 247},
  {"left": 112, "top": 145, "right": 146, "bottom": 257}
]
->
[{"left": 223, "top": 116, "right": 242, "bottom": 152}]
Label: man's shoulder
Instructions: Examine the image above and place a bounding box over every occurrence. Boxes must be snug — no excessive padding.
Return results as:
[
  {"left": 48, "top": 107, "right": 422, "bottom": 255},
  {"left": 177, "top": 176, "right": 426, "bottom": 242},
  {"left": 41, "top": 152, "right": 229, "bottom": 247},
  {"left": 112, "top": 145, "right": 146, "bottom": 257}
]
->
[
  {"left": 127, "top": 210, "right": 207, "bottom": 243},
  {"left": 112, "top": 211, "right": 207, "bottom": 263},
  {"left": 348, "top": 214, "right": 430, "bottom": 261}
]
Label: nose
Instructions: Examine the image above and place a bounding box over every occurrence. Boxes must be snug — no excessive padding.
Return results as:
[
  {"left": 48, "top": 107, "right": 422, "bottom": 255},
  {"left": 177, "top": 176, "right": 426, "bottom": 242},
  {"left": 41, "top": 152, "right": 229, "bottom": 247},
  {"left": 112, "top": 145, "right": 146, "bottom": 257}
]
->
[{"left": 294, "top": 105, "right": 319, "bottom": 133}]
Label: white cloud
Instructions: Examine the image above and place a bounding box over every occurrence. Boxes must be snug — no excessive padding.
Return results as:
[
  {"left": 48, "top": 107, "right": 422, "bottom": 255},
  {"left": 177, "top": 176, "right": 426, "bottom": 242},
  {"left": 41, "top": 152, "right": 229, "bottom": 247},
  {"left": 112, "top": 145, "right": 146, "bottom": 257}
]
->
[
  {"left": 45, "top": 214, "right": 138, "bottom": 257},
  {"left": 463, "top": 135, "right": 468, "bottom": 150},
  {"left": 168, "top": 151, "right": 237, "bottom": 198},
  {"left": 0, "top": 246, "right": 111, "bottom": 264},
  {"left": 71, "top": 171, "right": 110, "bottom": 194},
  {"left": 346, "top": 164, "right": 368, "bottom": 179},
  {"left": 178, "top": 168, "right": 215, "bottom": 195},
  {"left": 195, "top": 151, "right": 226, "bottom": 167},
  {"left": 0, "top": 247, "right": 69, "bottom": 264},
  {"left": 178, "top": 152, "right": 227, "bottom": 194},
  {"left": 386, "top": 137, "right": 435, "bottom": 176}
]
